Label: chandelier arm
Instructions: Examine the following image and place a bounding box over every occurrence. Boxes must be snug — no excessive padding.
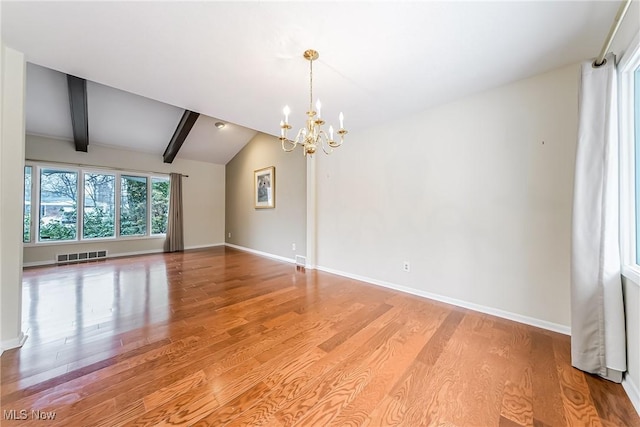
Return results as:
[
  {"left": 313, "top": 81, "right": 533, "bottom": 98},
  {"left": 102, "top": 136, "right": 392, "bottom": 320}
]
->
[
  {"left": 294, "top": 127, "right": 306, "bottom": 146},
  {"left": 317, "top": 130, "right": 333, "bottom": 155},
  {"left": 281, "top": 134, "right": 296, "bottom": 151}
]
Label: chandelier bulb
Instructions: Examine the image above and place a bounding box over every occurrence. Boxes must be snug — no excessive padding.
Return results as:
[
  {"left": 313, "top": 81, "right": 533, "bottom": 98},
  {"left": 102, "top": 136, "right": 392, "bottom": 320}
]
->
[
  {"left": 316, "top": 99, "right": 322, "bottom": 118},
  {"left": 283, "top": 105, "right": 290, "bottom": 124},
  {"left": 339, "top": 112, "right": 344, "bottom": 129}
]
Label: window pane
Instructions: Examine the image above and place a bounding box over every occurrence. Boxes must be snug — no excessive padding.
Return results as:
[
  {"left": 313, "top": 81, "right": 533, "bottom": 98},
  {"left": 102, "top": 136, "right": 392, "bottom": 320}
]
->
[
  {"left": 120, "top": 175, "right": 147, "bottom": 236},
  {"left": 83, "top": 173, "right": 115, "bottom": 239},
  {"left": 635, "top": 67, "right": 640, "bottom": 264},
  {"left": 151, "top": 177, "right": 170, "bottom": 234},
  {"left": 39, "top": 169, "right": 77, "bottom": 241},
  {"left": 23, "top": 166, "right": 31, "bottom": 243}
]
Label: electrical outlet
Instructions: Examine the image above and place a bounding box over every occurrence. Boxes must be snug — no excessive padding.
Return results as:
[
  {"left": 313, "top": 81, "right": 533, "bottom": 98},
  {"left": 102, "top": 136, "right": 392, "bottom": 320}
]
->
[
  {"left": 228, "top": 232, "right": 231, "bottom": 238},
  {"left": 292, "top": 243, "right": 296, "bottom": 251},
  {"left": 403, "top": 261, "right": 410, "bottom": 272}
]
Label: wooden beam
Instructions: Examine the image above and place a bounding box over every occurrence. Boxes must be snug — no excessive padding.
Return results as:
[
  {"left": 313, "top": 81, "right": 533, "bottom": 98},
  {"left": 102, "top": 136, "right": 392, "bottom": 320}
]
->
[
  {"left": 163, "top": 110, "right": 200, "bottom": 163},
  {"left": 67, "top": 75, "right": 89, "bottom": 152}
]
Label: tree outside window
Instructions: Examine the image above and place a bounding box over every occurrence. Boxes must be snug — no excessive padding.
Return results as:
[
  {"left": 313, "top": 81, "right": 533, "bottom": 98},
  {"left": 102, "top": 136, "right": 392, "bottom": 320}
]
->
[
  {"left": 39, "top": 169, "right": 78, "bottom": 241},
  {"left": 24, "top": 166, "right": 32, "bottom": 242},
  {"left": 83, "top": 173, "right": 115, "bottom": 239},
  {"left": 120, "top": 175, "right": 148, "bottom": 236},
  {"left": 152, "top": 177, "right": 170, "bottom": 235}
]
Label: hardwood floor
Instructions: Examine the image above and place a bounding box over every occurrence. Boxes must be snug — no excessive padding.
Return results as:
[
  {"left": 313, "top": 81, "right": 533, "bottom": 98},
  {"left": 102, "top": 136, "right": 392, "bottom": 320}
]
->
[{"left": 1, "top": 246, "right": 637, "bottom": 426}]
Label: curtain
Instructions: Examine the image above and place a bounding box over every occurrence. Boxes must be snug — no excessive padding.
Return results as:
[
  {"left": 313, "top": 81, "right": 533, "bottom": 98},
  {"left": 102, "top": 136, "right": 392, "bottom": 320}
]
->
[
  {"left": 571, "top": 53, "right": 626, "bottom": 383},
  {"left": 164, "top": 173, "right": 184, "bottom": 253}
]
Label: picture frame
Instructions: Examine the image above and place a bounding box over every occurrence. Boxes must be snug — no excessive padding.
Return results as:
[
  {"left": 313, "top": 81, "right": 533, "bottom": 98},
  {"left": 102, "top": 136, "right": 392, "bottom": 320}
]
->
[{"left": 254, "top": 166, "right": 275, "bottom": 209}]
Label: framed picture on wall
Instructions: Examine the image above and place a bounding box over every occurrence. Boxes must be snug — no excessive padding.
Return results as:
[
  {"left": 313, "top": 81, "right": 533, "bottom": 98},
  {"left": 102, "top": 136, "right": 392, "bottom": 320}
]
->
[{"left": 254, "top": 166, "right": 275, "bottom": 209}]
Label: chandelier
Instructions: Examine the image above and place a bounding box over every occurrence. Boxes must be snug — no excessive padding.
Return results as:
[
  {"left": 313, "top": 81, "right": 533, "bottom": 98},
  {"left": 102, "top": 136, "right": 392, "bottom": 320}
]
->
[{"left": 279, "top": 49, "right": 347, "bottom": 156}]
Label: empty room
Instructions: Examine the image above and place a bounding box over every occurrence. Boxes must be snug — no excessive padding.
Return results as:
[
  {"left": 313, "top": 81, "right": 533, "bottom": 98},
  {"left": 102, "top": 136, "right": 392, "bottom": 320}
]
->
[{"left": 1, "top": 1, "right": 640, "bottom": 425}]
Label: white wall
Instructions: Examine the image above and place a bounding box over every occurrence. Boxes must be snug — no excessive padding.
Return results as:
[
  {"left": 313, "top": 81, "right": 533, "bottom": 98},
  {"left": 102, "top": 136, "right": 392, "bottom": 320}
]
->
[
  {"left": 225, "top": 132, "right": 306, "bottom": 260},
  {"left": 1, "top": 43, "right": 27, "bottom": 351},
  {"left": 24, "top": 135, "right": 225, "bottom": 265},
  {"left": 317, "top": 63, "right": 579, "bottom": 331}
]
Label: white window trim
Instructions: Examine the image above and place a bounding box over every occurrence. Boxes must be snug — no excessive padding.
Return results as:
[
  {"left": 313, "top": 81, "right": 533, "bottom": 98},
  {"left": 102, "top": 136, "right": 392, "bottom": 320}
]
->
[
  {"left": 23, "top": 161, "right": 169, "bottom": 247},
  {"left": 619, "top": 31, "right": 640, "bottom": 285}
]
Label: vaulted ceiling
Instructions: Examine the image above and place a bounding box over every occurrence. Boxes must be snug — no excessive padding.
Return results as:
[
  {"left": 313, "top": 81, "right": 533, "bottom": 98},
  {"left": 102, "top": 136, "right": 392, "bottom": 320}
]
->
[{"left": 1, "top": 1, "right": 628, "bottom": 164}]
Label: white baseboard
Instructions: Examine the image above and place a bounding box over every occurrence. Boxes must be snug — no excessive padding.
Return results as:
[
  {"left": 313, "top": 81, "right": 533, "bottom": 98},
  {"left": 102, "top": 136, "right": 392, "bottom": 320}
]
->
[
  {"left": 185, "top": 243, "right": 225, "bottom": 250},
  {"left": 1, "top": 331, "right": 28, "bottom": 355},
  {"left": 23, "top": 259, "right": 56, "bottom": 268},
  {"left": 623, "top": 375, "right": 640, "bottom": 416},
  {"left": 316, "top": 265, "right": 571, "bottom": 336},
  {"left": 224, "top": 243, "right": 295, "bottom": 264}
]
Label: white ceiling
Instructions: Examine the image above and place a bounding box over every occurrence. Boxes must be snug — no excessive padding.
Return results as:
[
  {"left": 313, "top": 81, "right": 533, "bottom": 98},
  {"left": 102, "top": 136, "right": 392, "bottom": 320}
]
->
[
  {"left": 1, "top": 1, "right": 630, "bottom": 163},
  {"left": 25, "top": 62, "right": 257, "bottom": 164}
]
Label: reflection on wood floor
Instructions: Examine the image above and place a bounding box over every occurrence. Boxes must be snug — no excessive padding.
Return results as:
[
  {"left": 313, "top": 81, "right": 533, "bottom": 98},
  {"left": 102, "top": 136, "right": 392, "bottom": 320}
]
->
[{"left": 1, "top": 246, "right": 637, "bottom": 426}]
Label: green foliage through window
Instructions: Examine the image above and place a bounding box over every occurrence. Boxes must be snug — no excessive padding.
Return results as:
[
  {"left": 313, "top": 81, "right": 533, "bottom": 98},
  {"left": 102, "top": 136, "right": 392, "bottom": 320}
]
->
[
  {"left": 23, "top": 165, "right": 170, "bottom": 244},
  {"left": 152, "top": 178, "right": 170, "bottom": 234},
  {"left": 23, "top": 166, "right": 31, "bottom": 242},
  {"left": 83, "top": 173, "right": 115, "bottom": 239},
  {"left": 39, "top": 169, "right": 77, "bottom": 242},
  {"left": 120, "top": 175, "right": 148, "bottom": 236}
]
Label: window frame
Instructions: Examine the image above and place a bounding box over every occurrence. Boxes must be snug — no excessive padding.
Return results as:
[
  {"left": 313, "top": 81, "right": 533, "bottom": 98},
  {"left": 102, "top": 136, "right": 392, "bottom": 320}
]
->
[
  {"left": 619, "top": 31, "right": 640, "bottom": 284},
  {"left": 23, "top": 161, "right": 170, "bottom": 247}
]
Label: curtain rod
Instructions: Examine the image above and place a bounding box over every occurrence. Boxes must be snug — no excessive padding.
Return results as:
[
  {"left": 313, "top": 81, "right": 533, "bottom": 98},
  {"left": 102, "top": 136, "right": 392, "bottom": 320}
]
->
[
  {"left": 594, "top": 0, "right": 632, "bottom": 67},
  {"left": 25, "top": 158, "right": 189, "bottom": 178}
]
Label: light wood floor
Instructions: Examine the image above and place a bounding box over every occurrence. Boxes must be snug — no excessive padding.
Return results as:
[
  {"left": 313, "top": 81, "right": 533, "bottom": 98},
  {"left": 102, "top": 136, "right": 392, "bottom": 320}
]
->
[{"left": 1, "top": 247, "right": 637, "bottom": 426}]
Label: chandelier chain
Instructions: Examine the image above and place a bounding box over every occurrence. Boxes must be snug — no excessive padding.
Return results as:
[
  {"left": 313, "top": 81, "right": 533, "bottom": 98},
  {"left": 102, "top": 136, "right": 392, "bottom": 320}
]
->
[{"left": 309, "top": 58, "right": 313, "bottom": 112}]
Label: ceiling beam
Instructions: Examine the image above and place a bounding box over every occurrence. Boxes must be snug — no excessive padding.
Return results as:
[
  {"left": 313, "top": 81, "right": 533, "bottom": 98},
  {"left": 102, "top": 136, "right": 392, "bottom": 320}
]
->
[
  {"left": 67, "top": 75, "right": 89, "bottom": 152},
  {"left": 163, "top": 110, "right": 200, "bottom": 163}
]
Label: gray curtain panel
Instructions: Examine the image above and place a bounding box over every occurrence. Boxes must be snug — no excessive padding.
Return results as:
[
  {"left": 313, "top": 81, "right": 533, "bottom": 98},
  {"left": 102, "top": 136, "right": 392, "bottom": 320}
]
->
[
  {"left": 571, "top": 53, "right": 626, "bottom": 383},
  {"left": 164, "top": 173, "right": 184, "bottom": 252}
]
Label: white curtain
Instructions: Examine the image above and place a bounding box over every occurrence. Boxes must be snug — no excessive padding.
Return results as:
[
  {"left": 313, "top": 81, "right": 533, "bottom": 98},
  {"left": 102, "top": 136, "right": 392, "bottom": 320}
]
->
[
  {"left": 571, "top": 53, "right": 626, "bottom": 383},
  {"left": 164, "top": 173, "right": 184, "bottom": 253}
]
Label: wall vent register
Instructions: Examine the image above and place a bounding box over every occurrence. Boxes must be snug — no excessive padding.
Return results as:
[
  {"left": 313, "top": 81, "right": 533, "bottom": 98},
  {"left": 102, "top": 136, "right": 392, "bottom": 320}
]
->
[{"left": 56, "top": 250, "right": 107, "bottom": 264}]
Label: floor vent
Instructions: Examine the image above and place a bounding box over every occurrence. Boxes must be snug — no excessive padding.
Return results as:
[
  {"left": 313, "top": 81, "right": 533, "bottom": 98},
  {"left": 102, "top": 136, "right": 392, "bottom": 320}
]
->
[
  {"left": 295, "top": 255, "right": 306, "bottom": 270},
  {"left": 56, "top": 250, "right": 107, "bottom": 264}
]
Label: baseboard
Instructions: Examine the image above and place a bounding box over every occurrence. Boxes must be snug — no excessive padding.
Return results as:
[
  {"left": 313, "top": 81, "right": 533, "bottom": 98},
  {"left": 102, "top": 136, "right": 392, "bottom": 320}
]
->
[
  {"left": 316, "top": 265, "right": 571, "bottom": 336},
  {"left": 225, "top": 243, "right": 295, "bottom": 264},
  {"left": 623, "top": 375, "right": 640, "bottom": 416},
  {"left": 1, "top": 331, "right": 28, "bottom": 355},
  {"left": 185, "top": 243, "right": 225, "bottom": 250}
]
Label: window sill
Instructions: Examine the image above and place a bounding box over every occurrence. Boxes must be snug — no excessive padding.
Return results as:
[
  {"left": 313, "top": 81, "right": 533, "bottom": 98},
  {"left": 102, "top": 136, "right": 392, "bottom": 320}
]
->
[
  {"left": 23, "top": 234, "right": 166, "bottom": 248},
  {"left": 622, "top": 264, "right": 640, "bottom": 287}
]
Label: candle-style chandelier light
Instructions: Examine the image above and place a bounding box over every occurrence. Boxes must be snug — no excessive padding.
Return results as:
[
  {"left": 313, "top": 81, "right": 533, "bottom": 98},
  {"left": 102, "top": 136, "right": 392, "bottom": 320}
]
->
[{"left": 279, "top": 49, "right": 347, "bottom": 156}]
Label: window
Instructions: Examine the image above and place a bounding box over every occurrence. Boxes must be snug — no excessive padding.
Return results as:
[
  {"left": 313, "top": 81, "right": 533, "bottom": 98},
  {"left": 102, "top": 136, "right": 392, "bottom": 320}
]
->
[
  {"left": 23, "top": 166, "right": 31, "bottom": 243},
  {"left": 39, "top": 168, "right": 78, "bottom": 241},
  {"left": 619, "top": 33, "right": 640, "bottom": 282},
  {"left": 83, "top": 172, "right": 115, "bottom": 239},
  {"left": 152, "top": 177, "right": 170, "bottom": 234},
  {"left": 120, "top": 175, "right": 148, "bottom": 236},
  {"left": 22, "top": 163, "right": 170, "bottom": 245}
]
